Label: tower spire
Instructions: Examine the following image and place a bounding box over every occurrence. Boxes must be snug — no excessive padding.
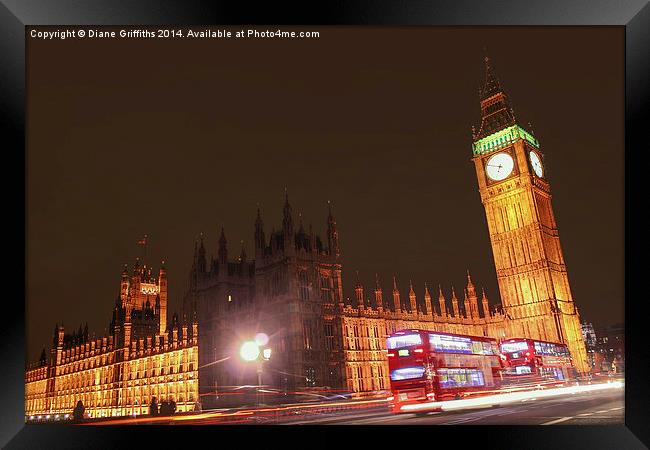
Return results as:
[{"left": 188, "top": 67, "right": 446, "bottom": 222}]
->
[
  {"left": 283, "top": 189, "right": 294, "bottom": 236},
  {"left": 218, "top": 227, "right": 228, "bottom": 264},
  {"left": 481, "top": 287, "right": 491, "bottom": 318},
  {"left": 255, "top": 206, "right": 265, "bottom": 254},
  {"left": 424, "top": 282, "right": 433, "bottom": 316},
  {"left": 408, "top": 280, "right": 417, "bottom": 314},
  {"left": 466, "top": 269, "right": 479, "bottom": 319},
  {"left": 374, "top": 273, "right": 384, "bottom": 310},
  {"left": 392, "top": 275, "right": 401, "bottom": 314},
  {"left": 354, "top": 271, "right": 364, "bottom": 308},
  {"left": 438, "top": 284, "right": 447, "bottom": 317},
  {"left": 475, "top": 54, "right": 517, "bottom": 139},
  {"left": 327, "top": 200, "right": 340, "bottom": 258},
  {"left": 480, "top": 53, "right": 502, "bottom": 100},
  {"left": 451, "top": 285, "right": 460, "bottom": 317},
  {"left": 197, "top": 233, "right": 206, "bottom": 273}
]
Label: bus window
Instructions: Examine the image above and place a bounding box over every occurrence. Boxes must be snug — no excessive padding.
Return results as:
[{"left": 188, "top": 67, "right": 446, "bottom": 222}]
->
[
  {"left": 438, "top": 368, "right": 485, "bottom": 389},
  {"left": 390, "top": 366, "right": 425, "bottom": 381},
  {"left": 501, "top": 341, "right": 528, "bottom": 353},
  {"left": 429, "top": 334, "right": 473, "bottom": 354},
  {"left": 387, "top": 334, "right": 422, "bottom": 350}
]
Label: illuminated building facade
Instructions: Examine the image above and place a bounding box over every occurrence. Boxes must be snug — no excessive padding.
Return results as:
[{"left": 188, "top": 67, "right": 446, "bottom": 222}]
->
[
  {"left": 27, "top": 57, "right": 592, "bottom": 413},
  {"left": 184, "top": 193, "right": 512, "bottom": 398},
  {"left": 339, "top": 273, "right": 507, "bottom": 393},
  {"left": 25, "top": 262, "right": 199, "bottom": 419},
  {"left": 185, "top": 57, "right": 590, "bottom": 399},
  {"left": 470, "top": 56, "right": 589, "bottom": 374}
]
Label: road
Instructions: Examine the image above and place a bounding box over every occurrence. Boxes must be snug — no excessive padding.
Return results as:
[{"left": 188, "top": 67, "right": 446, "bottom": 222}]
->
[
  {"left": 74, "top": 380, "right": 623, "bottom": 425},
  {"left": 286, "top": 387, "right": 623, "bottom": 425}
]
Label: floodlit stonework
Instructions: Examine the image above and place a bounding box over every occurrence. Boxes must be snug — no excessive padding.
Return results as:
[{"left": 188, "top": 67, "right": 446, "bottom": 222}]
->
[
  {"left": 25, "top": 263, "right": 199, "bottom": 419},
  {"left": 26, "top": 57, "right": 590, "bottom": 418}
]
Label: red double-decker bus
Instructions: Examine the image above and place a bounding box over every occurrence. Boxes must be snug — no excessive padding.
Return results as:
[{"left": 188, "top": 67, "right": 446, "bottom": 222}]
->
[
  {"left": 499, "top": 338, "right": 574, "bottom": 381},
  {"left": 387, "top": 329, "right": 503, "bottom": 413}
]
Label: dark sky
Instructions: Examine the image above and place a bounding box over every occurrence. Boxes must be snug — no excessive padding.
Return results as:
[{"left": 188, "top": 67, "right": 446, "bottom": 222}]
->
[{"left": 26, "top": 27, "right": 624, "bottom": 361}]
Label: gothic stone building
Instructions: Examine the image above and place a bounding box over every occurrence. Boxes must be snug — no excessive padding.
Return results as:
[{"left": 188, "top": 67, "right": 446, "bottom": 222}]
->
[
  {"left": 25, "top": 262, "right": 199, "bottom": 419},
  {"left": 184, "top": 197, "right": 508, "bottom": 402},
  {"left": 184, "top": 57, "right": 589, "bottom": 404}
]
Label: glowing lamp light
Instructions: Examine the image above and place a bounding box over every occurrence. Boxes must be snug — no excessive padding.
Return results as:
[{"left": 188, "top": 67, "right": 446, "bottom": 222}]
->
[
  {"left": 255, "top": 333, "right": 269, "bottom": 346},
  {"left": 240, "top": 341, "right": 260, "bottom": 362},
  {"left": 263, "top": 348, "right": 272, "bottom": 360}
]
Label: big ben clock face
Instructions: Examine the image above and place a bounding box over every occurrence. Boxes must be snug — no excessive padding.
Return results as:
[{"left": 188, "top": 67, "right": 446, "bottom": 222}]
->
[
  {"left": 529, "top": 151, "right": 544, "bottom": 177},
  {"left": 485, "top": 152, "right": 515, "bottom": 181}
]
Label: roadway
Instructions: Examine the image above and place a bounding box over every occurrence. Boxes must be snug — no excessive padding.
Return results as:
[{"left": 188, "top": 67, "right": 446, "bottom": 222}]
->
[
  {"left": 286, "top": 386, "right": 624, "bottom": 425},
  {"left": 74, "top": 379, "right": 624, "bottom": 425}
]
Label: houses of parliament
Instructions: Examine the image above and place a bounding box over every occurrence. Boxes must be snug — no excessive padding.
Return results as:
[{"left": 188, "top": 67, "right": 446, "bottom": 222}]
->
[{"left": 25, "top": 57, "right": 589, "bottom": 417}]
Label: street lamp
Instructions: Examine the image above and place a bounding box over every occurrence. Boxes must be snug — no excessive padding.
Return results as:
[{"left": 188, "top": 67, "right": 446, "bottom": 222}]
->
[
  {"left": 239, "top": 335, "right": 271, "bottom": 408},
  {"left": 240, "top": 341, "right": 260, "bottom": 362}
]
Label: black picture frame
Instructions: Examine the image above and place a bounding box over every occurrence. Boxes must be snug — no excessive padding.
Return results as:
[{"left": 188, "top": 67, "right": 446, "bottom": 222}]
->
[{"left": 1, "top": 1, "right": 647, "bottom": 448}]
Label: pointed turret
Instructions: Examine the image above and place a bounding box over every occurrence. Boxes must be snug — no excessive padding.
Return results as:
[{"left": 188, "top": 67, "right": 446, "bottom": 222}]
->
[
  {"left": 424, "top": 282, "right": 433, "bottom": 316},
  {"left": 408, "top": 280, "right": 417, "bottom": 314},
  {"left": 120, "top": 264, "right": 129, "bottom": 306},
  {"left": 218, "top": 227, "right": 228, "bottom": 264},
  {"left": 133, "top": 257, "right": 142, "bottom": 280},
  {"left": 158, "top": 259, "right": 168, "bottom": 333},
  {"left": 354, "top": 271, "right": 364, "bottom": 309},
  {"left": 282, "top": 189, "right": 294, "bottom": 236},
  {"left": 254, "top": 206, "right": 265, "bottom": 257},
  {"left": 466, "top": 270, "right": 476, "bottom": 296},
  {"left": 392, "top": 275, "right": 401, "bottom": 314},
  {"left": 327, "top": 201, "right": 340, "bottom": 258},
  {"left": 481, "top": 287, "right": 491, "bottom": 318},
  {"left": 374, "top": 274, "right": 384, "bottom": 311},
  {"left": 438, "top": 284, "right": 447, "bottom": 317},
  {"left": 462, "top": 288, "right": 470, "bottom": 319},
  {"left": 466, "top": 270, "right": 480, "bottom": 319},
  {"left": 451, "top": 286, "right": 460, "bottom": 317}
]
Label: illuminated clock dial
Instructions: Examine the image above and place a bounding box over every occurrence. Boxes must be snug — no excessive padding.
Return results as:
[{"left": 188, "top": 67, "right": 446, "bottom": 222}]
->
[
  {"left": 529, "top": 151, "right": 544, "bottom": 177},
  {"left": 485, "top": 152, "right": 515, "bottom": 181}
]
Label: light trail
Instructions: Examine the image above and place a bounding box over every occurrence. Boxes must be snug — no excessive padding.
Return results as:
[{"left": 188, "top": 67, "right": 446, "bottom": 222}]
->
[
  {"left": 86, "top": 397, "right": 388, "bottom": 425},
  {"left": 398, "top": 380, "right": 624, "bottom": 413},
  {"left": 81, "top": 380, "right": 623, "bottom": 424}
]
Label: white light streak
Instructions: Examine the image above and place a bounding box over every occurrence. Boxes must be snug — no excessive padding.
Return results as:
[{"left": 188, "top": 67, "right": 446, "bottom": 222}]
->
[{"left": 399, "top": 381, "right": 624, "bottom": 413}]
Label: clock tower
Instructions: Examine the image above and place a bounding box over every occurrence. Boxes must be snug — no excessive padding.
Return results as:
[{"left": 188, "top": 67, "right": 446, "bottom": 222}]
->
[{"left": 471, "top": 56, "right": 589, "bottom": 374}]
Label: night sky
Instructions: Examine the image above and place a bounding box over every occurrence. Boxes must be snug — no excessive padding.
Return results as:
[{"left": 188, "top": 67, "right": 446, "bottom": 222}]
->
[{"left": 26, "top": 27, "right": 623, "bottom": 361}]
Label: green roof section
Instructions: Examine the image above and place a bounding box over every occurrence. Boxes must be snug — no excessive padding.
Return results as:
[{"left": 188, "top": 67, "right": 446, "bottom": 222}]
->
[{"left": 472, "top": 124, "right": 539, "bottom": 155}]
